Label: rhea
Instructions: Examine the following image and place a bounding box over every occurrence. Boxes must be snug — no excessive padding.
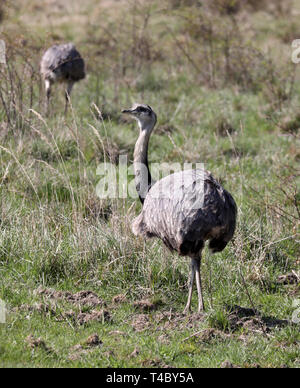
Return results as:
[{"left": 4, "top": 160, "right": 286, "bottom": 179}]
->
[
  {"left": 40, "top": 43, "right": 85, "bottom": 115},
  {"left": 122, "top": 103, "right": 237, "bottom": 313}
]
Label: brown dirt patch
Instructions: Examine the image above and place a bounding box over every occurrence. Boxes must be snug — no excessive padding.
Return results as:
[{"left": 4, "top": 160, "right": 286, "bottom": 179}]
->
[
  {"left": 197, "top": 328, "right": 230, "bottom": 342},
  {"left": 112, "top": 294, "right": 127, "bottom": 304},
  {"left": 85, "top": 333, "right": 102, "bottom": 347},
  {"left": 141, "top": 358, "right": 174, "bottom": 368},
  {"left": 15, "top": 298, "right": 111, "bottom": 326},
  {"left": 13, "top": 302, "right": 56, "bottom": 316},
  {"left": 69, "top": 333, "right": 102, "bottom": 361},
  {"left": 131, "top": 314, "right": 151, "bottom": 332},
  {"left": 133, "top": 299, "right": 157, "bottom": 312},
  {"left": 130, "top": 310, "right": 206, "bottom": 334},
  {"left": 157, "top": 334, "right": 170, "bottom": 344},
  {"left": 221, "top": 360, "right": 261, "bottom": 368},
  {"left": 226, "top": 305, "right": 289, "bottom": 333},
  {"left": 277, "top": 272, "right": 299, "bottom": 285},
  {"left": 220, "top": 360, "right": 241, "bottom": 368},
  {"left": 35, "top": 287, "right": 106, "bottom": 308},
  {"left": 16, "top": 288, "right": 111, "bottom": 326},
  {"left": 60, "top": 309, "right": 111, "bottom": 325},
  {"left": 25, "top": 334, "right": 52, "bottom": 353},
  {"left": 154, "top": 311, "right": 206, "bottom": 330},
  {"left": 181, "top": 327, "right": 232, "bottom": 343}
]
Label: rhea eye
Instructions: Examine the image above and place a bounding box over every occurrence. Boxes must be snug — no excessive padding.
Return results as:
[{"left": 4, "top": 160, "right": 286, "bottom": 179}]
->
[{"left": 137, "top": 107, "right": 147, "bottom": 113}]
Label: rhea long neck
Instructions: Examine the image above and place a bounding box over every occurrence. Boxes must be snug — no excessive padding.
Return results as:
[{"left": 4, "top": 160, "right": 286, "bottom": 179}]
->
[{"left": 133, "top": 120, "right": 155, "bottom": 205}]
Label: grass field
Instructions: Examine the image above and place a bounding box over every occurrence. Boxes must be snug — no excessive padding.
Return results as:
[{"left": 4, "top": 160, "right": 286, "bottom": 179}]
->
[{"left": 0, "top": 0, "right": 299, "bottom": 368}]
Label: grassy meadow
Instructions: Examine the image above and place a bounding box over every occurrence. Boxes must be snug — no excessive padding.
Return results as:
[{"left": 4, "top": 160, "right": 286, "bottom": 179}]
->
[{"left": 0, "top": 0, "right": 299, "bottom": 368}]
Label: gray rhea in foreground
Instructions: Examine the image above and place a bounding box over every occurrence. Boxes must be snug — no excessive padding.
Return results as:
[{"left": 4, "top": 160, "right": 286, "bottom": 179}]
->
[
  {"left": 40, "top": 43, "right": 85, "bottom": 115},
  {"left": 122, "top": 103, "right": 237, "bottom": 313}
]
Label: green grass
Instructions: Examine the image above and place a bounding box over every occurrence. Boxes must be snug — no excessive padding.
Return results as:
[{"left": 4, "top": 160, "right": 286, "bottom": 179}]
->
[{"left": 0, "top": 0, "right": 299, "bottom": 368}]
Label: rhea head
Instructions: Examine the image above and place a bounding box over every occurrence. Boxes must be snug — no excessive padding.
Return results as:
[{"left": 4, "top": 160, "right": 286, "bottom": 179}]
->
[{"left": 122, "top": 103, "right": 157, "bottom": 132}]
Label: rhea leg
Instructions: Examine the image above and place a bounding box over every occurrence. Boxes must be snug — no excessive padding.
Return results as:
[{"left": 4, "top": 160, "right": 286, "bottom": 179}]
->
[
  {"left": 194, "top": 256, "right": 205, "bottom": 312},
  {"left": 45, "top": 79, "right": 51, "bottom": 116},
  {"left": 64, "top": 81, "right": 74, "bottom": 115},
  {"left": 183, "top": 256, "right": 205, "bottom": 314},
  {"left": 183, "top": 259, "right": 196, "bottom": 314}
]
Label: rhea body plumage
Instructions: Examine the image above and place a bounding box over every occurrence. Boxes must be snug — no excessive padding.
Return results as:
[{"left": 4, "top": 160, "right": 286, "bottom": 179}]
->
[
  {"left": 122, "top": 103, "right": 237, "bottom": 313},
  {"left": 40, "top": 43, "right": 85, "bottom": 114}
]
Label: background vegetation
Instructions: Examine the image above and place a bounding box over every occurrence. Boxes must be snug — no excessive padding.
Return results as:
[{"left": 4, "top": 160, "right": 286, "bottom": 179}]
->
[{"left": 0, "top": 0, "right": 299, "bottom": 367}]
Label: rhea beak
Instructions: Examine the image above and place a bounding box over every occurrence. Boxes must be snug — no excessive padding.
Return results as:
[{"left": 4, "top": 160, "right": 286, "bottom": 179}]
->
[{"left": 122, "top": 109, "right": 132, "bottom": 114}]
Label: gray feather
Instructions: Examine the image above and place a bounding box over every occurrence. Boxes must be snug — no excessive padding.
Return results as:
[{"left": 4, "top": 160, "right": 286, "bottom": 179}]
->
[
  {"left": 40, "top": 43, "right": 85, "bottom": 82},
  {"left": 132, "top": 169, "right": 237, "bottom": 256}
]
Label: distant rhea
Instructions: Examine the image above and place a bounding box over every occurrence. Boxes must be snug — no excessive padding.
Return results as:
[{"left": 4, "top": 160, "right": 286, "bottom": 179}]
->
[
  {"left": 40, "top": 43, "right": 85, "bottom": 115},
  {"left": 122, "top": 104, "right": 237, "bottom": 313}
]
